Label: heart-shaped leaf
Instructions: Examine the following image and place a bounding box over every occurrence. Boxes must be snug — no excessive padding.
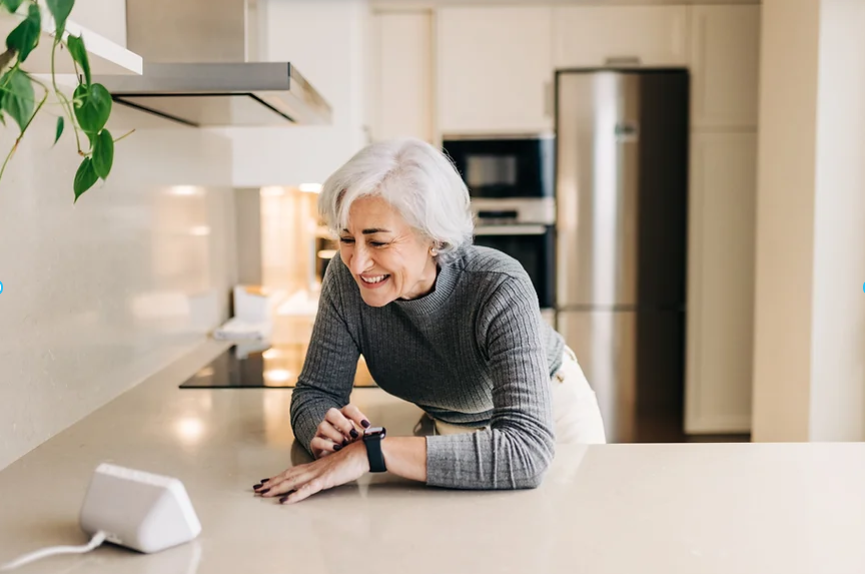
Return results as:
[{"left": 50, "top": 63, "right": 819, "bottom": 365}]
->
[
  {"left": 74, "top": 157, "right": 98, "bottom": 201},
  {"left": 92, "top": 129, "right": 113, "bottom": 179},
  {"left": 54, "top": 115, "right": 64, "bottom": 145},
  {"left": 66, "top": 34, "right": 90, "bottom": 85},
  {"left": 74, "top": 83, "right": 111, "bottom": 134},
  {"left": 6, "top": 3, "right": 41, "bottom": 63},
  {"left": 46, "top": 0, "right": 73, "bottom": 37},
  {"left": 1, "top": 68, "right": 34, "bottom": 131},
  {"left": 0, "top": 0, "right": 25, "bottom": 14}
]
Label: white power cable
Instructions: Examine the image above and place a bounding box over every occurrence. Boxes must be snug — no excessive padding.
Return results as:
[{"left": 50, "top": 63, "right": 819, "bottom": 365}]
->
[{"left": 0, "top": 531, "right": 107, "bottom": 571}]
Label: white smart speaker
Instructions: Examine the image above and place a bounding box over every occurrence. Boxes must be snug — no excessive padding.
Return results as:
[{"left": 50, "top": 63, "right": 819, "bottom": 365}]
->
[{"left": 79, "top": 463, "right": 202, "bottom": 554}]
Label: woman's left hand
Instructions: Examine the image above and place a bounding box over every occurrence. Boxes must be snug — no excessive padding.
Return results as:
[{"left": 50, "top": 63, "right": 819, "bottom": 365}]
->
[{"left": 254, "top": 441, "right": 370, "bottom": 504}]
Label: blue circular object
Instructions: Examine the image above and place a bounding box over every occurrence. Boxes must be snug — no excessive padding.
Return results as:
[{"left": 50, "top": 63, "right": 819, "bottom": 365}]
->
[{"left": 0, "top": 281, "right": 3, "bottom": 294}]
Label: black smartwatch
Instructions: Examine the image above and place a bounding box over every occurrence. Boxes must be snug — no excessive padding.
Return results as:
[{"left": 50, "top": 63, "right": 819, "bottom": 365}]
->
[{"left": 362, "top": 427, "right": 387, "bottom": 473}]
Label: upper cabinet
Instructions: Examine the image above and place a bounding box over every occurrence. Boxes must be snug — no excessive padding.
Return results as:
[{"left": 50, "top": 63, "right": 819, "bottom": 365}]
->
[
  {"left": 552, "top": 6, "right": 689, "bottom": 68},
  {"left": 0, "top": 4, "right": 141, "bottom": 76},
  {"left": 370, "top": 11, "right": 434, "bottom": 143},
  {"left": 436, "top": 7, "right": 553, "bottom": 136},
  {"left": 689, "top": 6, "right": 762, "bottom": 129},
  {"left": 66, "top": 0, "right": 128, "bottom": 48}
]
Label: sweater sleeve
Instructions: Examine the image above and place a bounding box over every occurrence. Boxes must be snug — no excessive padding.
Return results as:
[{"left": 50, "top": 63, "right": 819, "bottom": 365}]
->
[
  {"left": 290, "top": 259, "right": 360, "bottom": 456},
  {"left": 424, "top": 275, "right": 556, "bottom": 489}
]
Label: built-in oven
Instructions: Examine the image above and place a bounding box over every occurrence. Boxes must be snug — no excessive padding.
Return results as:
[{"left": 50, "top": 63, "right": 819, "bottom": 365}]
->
[
  {"left": 444, "top": 135, "right": 557, "bottom": 324},
  {"left": 443, "top": 135, "right": 554, "bottom": 199},
  {"left": 473, "top": 221, "right": 555, "bottom": 310},
  {"left": 470, "top": 198, "right": 556, "bottom": 323}
]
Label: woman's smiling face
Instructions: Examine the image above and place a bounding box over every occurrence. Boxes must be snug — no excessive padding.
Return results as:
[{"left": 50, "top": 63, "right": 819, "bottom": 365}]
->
[{"left": 338, "top": 196, "right": 438, "bottom": 307}]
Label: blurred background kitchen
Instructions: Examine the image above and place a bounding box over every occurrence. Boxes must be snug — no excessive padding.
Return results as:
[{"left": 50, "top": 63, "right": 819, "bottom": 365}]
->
[{"left": 3, "top": 0, "right": 865, "bottom": 471}]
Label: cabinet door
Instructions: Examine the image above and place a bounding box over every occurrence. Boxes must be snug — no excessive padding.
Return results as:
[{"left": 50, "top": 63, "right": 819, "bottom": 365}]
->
[
  {"left": 553, "top": 6, "right": 689, "bottom": 68},
  {"left": 371, "top": 11, "right": 433, "bottom": 142},
  {"left": 685, "top": 132, "right": 757, "bottom": 434},
  {"left": 690, "top": 6, "right": 761, "bottom": 129},
  {"left": 436, "top": 7, "right": 553, "bottom": 135}
]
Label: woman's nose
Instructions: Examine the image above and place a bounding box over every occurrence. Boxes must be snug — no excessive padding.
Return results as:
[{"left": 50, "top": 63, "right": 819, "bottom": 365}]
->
[{"left": 351, "top": 245, "right": 371, "bottom": 274}]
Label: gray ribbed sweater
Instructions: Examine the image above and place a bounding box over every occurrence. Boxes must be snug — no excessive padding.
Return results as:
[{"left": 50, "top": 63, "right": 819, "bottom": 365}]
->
[{"left": 289, "top": 246, "right": 562, "bottom": 489}]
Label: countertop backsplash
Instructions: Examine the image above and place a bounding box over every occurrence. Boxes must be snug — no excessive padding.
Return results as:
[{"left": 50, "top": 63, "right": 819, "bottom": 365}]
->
[{"left": 0, "top": 105, "right": 237, "bottom": 470}]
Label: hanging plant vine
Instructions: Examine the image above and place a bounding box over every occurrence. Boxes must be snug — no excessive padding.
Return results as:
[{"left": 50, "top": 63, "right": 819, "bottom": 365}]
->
[{"left": 0, "top": 0, "right": 130, "bottom": 202}]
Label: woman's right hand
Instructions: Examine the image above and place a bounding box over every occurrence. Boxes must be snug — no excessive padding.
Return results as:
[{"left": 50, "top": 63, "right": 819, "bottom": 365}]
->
[{"left": 311, "top": 404, "right": 371, "bottom": 459}]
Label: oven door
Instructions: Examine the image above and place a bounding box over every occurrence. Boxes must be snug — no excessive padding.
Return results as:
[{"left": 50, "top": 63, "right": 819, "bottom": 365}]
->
[
  {"left": 443, "top": 136, "right": 554, "bottom": 199},
  {"left": 473, "top": 224, "right": 555, "bottom": 310}
]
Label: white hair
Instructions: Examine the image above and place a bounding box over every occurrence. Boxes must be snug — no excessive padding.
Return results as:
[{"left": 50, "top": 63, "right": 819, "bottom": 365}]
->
[{"left": 318, "top": 137, "right": 474, "bottom": 261}]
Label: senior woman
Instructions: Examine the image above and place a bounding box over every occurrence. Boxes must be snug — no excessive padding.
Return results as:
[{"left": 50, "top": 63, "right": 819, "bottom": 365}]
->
[{"left": 254, "top": 138, "right": 606, "bottom": 504}]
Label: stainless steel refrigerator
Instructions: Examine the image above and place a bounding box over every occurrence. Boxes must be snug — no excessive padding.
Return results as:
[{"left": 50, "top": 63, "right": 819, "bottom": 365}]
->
[{"left": 555, "top": 69, "right": 689, "bottom": 443}]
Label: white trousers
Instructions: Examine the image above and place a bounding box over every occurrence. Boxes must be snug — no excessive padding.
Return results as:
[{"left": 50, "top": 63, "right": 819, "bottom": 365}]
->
[{"left": 433, "top": 346, "right": 608, "bottom": 444}]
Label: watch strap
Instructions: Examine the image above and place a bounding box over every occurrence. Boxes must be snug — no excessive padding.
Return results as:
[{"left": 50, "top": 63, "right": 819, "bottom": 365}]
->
[{"left": 364, "top": 435, "right": 387, "bottom": 473}]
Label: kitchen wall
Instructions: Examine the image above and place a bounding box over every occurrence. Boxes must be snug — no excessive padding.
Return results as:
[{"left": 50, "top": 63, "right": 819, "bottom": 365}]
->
[
  {"left": 260, "top": 187, "right": 320, "bottom": 297},
  {"left": 222, "top": 0, "right": 370, "bottom": 187},
  {"left": 751, "top": 0, "right": 865, "bottom": 442},
  {"left": 0, "top": 102, "right": 236, "bottom": 470},
  {"left": 809, "top": 0, "right": 865, "bottom": 441}
]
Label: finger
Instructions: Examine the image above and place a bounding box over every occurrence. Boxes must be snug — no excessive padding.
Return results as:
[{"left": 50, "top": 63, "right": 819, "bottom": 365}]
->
[
  {"left": 342, "top": 404, "right": 371, "bottom": 430},
  {"left": 261, "top": 469, "right": 313, "bottom": 498},
  {"left": 341, "top": 404, "right": 371, "bottom": 430},
  {"left": 317, "top": 420, "right": 348, "bottom": 445},
  {"left": 254, "top": 469, "right": 289, "bottom": 494},
  {"left": 311, "top": 436, "right": 343, "bottom": 456},
  {"left": 313, "top": 447, "right": 332, "bottom": 459},
  {"left": 325, "top": 408, "right": 359, "bottom": 440},
  {"left": 281, "top": 478, "right": 324, "bottom": 504}
]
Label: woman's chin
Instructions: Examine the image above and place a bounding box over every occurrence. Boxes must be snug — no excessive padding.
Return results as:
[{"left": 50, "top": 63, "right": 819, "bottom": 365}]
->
[
  {"left": 361, "top": 295, "right": 393, "bottom": 307},
  {"left": 358, "top": 288, "right": 395, "bottom": 308}
]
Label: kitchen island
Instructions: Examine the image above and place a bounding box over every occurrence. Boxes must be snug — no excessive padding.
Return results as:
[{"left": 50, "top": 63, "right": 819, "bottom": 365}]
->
[{"left": 1, "top": 340, "right": 863, "bottom": 574}]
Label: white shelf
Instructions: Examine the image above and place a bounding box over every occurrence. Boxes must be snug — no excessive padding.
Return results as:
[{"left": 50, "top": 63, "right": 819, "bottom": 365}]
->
[{"left": 0, "top": 5, "right": 142, "bottom": 76}]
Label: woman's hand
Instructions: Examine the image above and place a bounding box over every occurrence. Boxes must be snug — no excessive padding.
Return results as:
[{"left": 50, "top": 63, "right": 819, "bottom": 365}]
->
[
  {"left": 311, "top": 404, "right": 371, "bottom": 459},
  {"left": 255, "top": 441, "right": 370, "bottom": 504}
]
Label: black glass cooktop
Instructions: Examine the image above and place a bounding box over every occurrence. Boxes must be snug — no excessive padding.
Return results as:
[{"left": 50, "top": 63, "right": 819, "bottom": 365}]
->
[
  {"left": 180, "top": 343, "right": 289, "bottom": 389},
  {"left": 180, "top": 342, "right": 377, "bottom": 389}
]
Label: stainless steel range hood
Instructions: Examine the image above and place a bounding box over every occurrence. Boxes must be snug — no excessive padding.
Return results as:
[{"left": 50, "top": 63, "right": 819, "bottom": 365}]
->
[{"left": 94, "top": 0, "right": 332, "bottom": 127}]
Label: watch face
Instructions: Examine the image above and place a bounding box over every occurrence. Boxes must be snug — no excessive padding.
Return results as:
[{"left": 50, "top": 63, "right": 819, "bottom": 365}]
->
[{"left": 364, "top": 426, "right": 386, "bottom": 438}]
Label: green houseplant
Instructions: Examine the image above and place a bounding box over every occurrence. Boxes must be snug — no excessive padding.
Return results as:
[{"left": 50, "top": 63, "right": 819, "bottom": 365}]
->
[{"left": 0, "top": 0, "right": 127, "bottom": 202}]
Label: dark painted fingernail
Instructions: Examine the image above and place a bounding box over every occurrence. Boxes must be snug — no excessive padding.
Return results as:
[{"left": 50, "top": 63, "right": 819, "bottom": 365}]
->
[
  {"left": 334, "top": 444, "right": 342, "bottom": 451},
  {"left": 342, "top": 438, "right": 348, "bottom": 446},
  {"left": 261, "top": 478, "right": 270, "bottom": 483},
  {"left": 259, "top": 488, "right": 270, "bottom": 494},
  {"left": 361, "top": 420, "right": 370, "bottom": 428},
  {"left": 279, "top": 491, "right": 295, "bottom": 504},
  {"left": 253, "top": 484, "right": 263, "bottom": 490},
  {"left": 350, "top": 429, "right": 359, "bottom": 438}
]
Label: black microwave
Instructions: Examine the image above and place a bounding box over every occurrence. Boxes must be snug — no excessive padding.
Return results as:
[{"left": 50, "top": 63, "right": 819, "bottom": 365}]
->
[{"left": 442, "top": 135, "right": 554, "bottom": 199}]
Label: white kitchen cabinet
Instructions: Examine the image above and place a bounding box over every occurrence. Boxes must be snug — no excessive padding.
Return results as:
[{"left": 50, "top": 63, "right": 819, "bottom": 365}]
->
[
  {"left": 689, "top": 6, "right": 761, "bottom": 129},
  {"left": 685, "top": 132, "right": 757, "bottom": 435},
  {"left": 0, "top": 4, "right": 141, "bottom": 75},
  {"left": 370, "top": 11, "right": 433, "bottom": 142},
  {"left": 70, "top": 0, "right": 127, "bottom": 47},
  {"left": 552, "top": 6, "right": 689, "bottom": 68},
  {"left": 436, "top": 7, "right": 553, "bottom": 136}
]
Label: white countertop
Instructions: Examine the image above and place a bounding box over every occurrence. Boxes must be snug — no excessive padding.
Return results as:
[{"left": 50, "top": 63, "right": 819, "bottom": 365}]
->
[{"left": 1, "top": 340, "right": 864, "bottom": 574}]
